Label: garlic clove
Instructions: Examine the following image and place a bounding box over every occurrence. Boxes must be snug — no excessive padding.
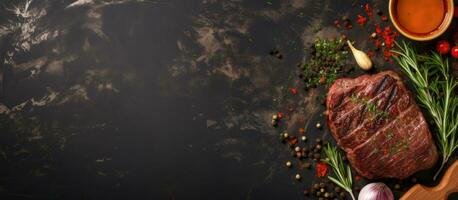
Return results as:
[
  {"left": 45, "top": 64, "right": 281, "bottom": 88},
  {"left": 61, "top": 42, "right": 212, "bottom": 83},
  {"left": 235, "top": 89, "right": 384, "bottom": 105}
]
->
[{"left": 347, "top": 40, "right": 373, "bottom": 71}]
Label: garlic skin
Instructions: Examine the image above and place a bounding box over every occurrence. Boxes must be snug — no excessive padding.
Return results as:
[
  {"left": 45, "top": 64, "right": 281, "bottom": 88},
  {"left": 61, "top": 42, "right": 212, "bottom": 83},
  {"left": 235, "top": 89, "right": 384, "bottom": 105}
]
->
[
  {"left": 358, "top": 183, "right": 394, "bottom": 200},
  {"left": 347, "top": 40, "right": 373, "bottom": 71}
]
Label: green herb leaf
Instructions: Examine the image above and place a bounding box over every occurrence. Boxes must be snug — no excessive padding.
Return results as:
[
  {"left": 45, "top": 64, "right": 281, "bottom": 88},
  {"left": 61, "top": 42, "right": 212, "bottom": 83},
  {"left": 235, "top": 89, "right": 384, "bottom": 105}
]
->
[
  {"left": 323, "top": 144, "right": 356, "bottom": 200},
  {"left": 392, "top": 42, "right": 458, "bottom": 180}
]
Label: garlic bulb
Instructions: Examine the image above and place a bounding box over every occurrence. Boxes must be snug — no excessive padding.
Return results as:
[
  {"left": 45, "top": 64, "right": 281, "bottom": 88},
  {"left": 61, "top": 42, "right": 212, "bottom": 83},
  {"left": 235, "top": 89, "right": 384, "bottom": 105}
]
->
[
  {"left": 358, "top": 182, "right": 394, "bottom": 200},
  {"left": 347, "top": 40, "right": 373, "bottom": 71}
]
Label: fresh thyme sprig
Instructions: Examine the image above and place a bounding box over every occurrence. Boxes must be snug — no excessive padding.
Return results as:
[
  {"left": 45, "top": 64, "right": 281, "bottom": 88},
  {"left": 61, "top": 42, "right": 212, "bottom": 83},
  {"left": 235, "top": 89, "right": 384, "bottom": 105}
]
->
[
  {"left": 392, "top": 42, "right": 458, "bottom": 180},
  {"left": 323, "top": 144, "right": 355, "bottom": 200}
]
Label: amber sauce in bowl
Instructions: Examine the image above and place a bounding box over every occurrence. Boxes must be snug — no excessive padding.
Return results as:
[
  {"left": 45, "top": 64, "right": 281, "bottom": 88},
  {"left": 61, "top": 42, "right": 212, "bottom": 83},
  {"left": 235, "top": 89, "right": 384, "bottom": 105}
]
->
[{"left": 389, "top": 0, "right": 454, "bottom": 41}]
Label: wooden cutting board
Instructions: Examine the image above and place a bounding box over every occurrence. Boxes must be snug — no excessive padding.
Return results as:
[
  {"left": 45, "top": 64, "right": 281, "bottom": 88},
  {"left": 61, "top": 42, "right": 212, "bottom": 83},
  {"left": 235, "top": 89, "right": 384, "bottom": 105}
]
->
[{"left": 400, "top": 160, "right": 458, "bottom": 200}]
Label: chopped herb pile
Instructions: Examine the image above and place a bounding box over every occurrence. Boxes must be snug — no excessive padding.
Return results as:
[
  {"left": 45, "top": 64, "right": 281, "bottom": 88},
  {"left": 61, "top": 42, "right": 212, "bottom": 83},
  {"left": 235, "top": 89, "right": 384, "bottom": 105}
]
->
[{"left": 301, "top": 38, "right": 351, "bottom": 89}]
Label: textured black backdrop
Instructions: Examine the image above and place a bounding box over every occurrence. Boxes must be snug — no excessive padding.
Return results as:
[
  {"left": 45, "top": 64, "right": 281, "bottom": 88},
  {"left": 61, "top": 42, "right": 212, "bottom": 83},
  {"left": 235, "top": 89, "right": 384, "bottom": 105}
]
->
[{"left": 0, "top": 0, "right": 457, "bottom": 199}]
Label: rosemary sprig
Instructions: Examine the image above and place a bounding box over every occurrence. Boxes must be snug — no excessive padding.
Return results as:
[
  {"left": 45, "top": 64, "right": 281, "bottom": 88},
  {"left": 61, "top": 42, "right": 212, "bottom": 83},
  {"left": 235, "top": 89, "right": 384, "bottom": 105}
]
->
[
  {"left": 323, "top": 144, "right": 355, "bottom": 200},
  {"left": 392, "top": 42, "right": 458, "bottom": 180}
]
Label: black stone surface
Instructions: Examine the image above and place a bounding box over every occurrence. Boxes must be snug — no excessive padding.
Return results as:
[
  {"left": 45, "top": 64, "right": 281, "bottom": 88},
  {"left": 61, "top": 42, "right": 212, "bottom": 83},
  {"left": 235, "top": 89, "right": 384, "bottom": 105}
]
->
[{"left": 0, "top": 0, "right": 457, "bottom": 199}]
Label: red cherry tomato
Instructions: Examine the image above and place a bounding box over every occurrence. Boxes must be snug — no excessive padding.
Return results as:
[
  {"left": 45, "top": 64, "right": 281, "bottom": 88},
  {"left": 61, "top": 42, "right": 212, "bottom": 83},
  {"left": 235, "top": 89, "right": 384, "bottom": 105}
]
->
[
  {"left": 436, "top": 40, "right": 450, "bottom": 55},
  {"left": 451, "top": 46, "right": 458, "bottom": 59}
]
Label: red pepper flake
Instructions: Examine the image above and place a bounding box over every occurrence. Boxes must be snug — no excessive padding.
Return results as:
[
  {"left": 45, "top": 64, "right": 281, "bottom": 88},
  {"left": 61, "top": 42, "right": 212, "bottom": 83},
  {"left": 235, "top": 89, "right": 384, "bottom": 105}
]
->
[
  {"left": 375, "top": 24, "right": 382, "bottom": 34},
  {"left": 291, "top": 136, "right": 298, "bottom": 145},
  {"left": 364, "top": 3, "right": 373, "bottom": 19},
  {"left": 334, "top": 20, "right": 341, "bottom": 28},
  {"left": 290, "top": 87, "right": 298, "bottom": 95},
  {"left": 277, "top": 112, "right": 284, "bottom": 119},
  {"left": 356, "top": 14, "right": 367, "bottom": 26},
  {"left": 344, "top": 21, "right": 353, "bottom": 30},
  {"left": 383, "top": 50, "right": 393, "bottom": 61},
  {"left": 381, "top": 15, "right": 388, "bottom": 21},
  {"left": 367, "top": 50, "right": 375, "bottom": 58},
  {"left": 299, "top": 127, "right": 305, "bottom": 135},
  {"left": 319, "top": 76, "right": 326, "bottom": 84},
  {"left": 374, "top": 39, "right": 382, "bottom": 48},
  {"left": 315, "top": 162, "right": 328, "bottom": 177},
  {"left": 355, "top": 174, "right": 362, "bottom": 181}
]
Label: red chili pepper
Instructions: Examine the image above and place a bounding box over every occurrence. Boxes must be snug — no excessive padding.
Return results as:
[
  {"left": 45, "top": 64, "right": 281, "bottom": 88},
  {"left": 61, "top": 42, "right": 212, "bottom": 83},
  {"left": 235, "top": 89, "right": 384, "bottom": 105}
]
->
[
  {"left": 356, "top": 14, "right": 367, "bottom": 26},
  {"left": 277, "top": 112, "right": 284, "bottom": 119},
  {"left": 290, "top": 87, "right": 297, "bottom": 95},
  {"left": 381, "top": 15, "right": 388, "bottom": 21},
  {"left": 315, "top": 162, "right": 328, "bottom": 177}
]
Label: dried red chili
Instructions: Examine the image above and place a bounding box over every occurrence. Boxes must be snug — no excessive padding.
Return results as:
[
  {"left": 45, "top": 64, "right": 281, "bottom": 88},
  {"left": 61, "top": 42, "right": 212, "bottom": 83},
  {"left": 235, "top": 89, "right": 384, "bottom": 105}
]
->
[
  {"left": 315, "top": 162, "right": 328, "bottom": 177},
  {"left": 290, "top": 87, "right": 297, "bottom": 95}
]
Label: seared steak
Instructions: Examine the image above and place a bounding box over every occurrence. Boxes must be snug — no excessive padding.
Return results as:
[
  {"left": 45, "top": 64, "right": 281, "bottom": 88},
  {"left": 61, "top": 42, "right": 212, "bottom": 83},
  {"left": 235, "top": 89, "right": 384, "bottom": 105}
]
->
[{"left": 326, "top": 71, "right": 438, "bottom": 179}]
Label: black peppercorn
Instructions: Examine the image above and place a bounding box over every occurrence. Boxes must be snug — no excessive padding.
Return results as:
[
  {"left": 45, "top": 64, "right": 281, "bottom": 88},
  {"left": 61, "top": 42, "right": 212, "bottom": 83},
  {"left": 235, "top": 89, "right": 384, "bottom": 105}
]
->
[
  {"left": 304, "top": 162, "right": 312, "bottom": 169},
  {"left": 334, "top": 186, "right": 342, "bottom": 193},
  {"left": 339, "top": 192, "right": 345, "bottom": 197},
  {"left": 319, "top": 183, "right": 326, "bottom": 188},
  {"left": 316, "top": 191, "right": 322, "bottom": 197},
  {"left": 303, "top": 190, "right": 309, "bottom": 196}
]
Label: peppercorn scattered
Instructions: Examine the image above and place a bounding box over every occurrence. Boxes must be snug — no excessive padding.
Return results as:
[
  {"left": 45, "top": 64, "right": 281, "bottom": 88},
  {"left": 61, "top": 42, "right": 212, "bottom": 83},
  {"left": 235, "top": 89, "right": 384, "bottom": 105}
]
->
[
  {"left": 301, "top": 135, "right": 307, "bottom": 142},
  {"left": 316, "top": 122, "right": 322, "bottom": 129},
  {"left": 286, "top": 161, "right": 292, "bottom": 168}
]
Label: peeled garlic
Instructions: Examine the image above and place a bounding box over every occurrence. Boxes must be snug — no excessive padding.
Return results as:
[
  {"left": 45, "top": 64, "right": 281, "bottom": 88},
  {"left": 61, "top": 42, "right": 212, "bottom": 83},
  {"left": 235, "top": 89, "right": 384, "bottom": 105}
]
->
[{"left": 347, "top": 40, "right": 373, "bottom": 71}]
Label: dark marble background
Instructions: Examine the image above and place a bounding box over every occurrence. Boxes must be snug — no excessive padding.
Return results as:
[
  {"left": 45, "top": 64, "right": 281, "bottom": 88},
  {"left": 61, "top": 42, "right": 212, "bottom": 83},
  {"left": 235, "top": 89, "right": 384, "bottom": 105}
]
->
[{"left": 0, "top": 0, "right": 456, "bottom": 199}]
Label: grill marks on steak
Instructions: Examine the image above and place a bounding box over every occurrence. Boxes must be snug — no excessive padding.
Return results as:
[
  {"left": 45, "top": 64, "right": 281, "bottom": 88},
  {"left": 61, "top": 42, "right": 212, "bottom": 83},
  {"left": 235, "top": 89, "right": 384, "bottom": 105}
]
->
[{"left": 326, "top": 71, "right": 438, "bottom": 179}]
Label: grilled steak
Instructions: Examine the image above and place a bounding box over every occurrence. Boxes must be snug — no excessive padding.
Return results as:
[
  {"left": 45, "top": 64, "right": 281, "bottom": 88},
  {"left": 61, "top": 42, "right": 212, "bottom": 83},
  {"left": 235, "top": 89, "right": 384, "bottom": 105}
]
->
[{"left": 326, "top": 71, "right": 438, "bottom": 179}]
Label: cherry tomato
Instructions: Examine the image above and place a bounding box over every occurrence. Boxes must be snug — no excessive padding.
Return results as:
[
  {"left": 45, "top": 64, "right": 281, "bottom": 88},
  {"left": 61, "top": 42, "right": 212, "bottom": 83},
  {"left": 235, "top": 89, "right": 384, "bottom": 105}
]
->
[
  {"left": 451, "top": 46, "right": 458, "bottom": 59},
  {"left": 436, "top": 40, "right": 450, "bottom": 55}
]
